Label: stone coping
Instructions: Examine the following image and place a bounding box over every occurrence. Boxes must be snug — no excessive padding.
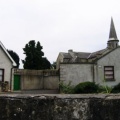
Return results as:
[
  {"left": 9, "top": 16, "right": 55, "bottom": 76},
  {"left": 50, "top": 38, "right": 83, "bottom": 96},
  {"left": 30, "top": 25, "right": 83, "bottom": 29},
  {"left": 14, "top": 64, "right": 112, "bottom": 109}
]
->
[{"left": 0, "top": 94, "right": 120, "bottom": 99}]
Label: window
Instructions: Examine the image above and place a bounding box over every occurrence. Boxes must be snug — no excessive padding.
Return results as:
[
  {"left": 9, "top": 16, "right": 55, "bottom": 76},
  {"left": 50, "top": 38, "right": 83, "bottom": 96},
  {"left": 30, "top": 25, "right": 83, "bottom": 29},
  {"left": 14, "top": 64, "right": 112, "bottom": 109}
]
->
[
  {"left": 63, "top": 58, "right": 70, "bottom": 63},
  {"left": 0, "top": 69, "right": 4, "bottom": 82},
  {"left": 104, "top": 66, "right": 114, "bottom": 80}
]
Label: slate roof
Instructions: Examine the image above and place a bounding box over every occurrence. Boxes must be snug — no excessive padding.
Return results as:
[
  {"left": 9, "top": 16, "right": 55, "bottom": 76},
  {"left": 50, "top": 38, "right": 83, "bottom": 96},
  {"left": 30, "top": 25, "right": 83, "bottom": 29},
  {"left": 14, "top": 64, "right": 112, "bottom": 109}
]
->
[
  {"left": 73, "top": 52, "right": 91, "bottom": 58},
  {"left": 61, "top": 53, "right": 71, "bottom": 58},
  {"left": 88, "top": 49, "right": 108, "bottom": 59},
  {"left": 61, "top": 49, "right": 110, "bottom": 63}
]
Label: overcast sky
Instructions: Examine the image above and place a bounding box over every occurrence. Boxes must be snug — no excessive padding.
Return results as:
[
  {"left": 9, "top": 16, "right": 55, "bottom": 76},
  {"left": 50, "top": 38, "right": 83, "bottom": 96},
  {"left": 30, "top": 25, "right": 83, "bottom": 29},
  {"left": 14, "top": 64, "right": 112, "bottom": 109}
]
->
[{"left": 0, "top": 0, "right": 120, "bottom": 68}]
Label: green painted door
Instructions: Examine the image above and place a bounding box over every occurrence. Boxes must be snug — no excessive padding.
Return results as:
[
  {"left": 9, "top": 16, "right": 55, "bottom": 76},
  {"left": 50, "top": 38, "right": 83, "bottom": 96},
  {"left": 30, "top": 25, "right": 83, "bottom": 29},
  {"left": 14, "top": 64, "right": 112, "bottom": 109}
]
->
[{"left": 14, "top": 75, "right": 21, "bottom": 90}]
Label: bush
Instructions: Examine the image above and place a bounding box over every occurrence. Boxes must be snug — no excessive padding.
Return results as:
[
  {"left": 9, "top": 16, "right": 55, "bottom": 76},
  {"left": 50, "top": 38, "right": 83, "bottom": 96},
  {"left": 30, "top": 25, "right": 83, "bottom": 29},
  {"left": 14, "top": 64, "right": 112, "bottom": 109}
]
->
[
  {"left": 111, "top": 83, "right": 120, "bottom": 93},
  {"left": 74, "top": 81, "right": 99, "bottom": 94},
  {"left": 59, "top": 81, "right": 74, "bottom": 94}
]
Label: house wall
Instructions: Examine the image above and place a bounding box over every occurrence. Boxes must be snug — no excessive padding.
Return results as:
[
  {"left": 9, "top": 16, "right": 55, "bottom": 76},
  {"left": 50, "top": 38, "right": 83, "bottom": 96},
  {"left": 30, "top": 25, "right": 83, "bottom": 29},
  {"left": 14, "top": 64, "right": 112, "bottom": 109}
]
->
[
  {"left": 60, "top": 64, "right": 93, "bottom": 86},
  {"left": 95, "top": 47, "right": 120, "bottom": 87},
  {"left": 0, "top": 47, "right": 13, "bottom": 90},
  {"left": 56, "top": 53, "right": 64, "bottom": 69}
]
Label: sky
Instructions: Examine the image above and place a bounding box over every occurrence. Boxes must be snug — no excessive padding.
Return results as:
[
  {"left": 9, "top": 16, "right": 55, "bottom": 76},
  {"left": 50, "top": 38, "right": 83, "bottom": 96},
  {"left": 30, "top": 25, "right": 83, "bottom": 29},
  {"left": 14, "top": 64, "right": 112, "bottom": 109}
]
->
[{"left": 0, "top": 0, "right": 120, "bottom": 68}]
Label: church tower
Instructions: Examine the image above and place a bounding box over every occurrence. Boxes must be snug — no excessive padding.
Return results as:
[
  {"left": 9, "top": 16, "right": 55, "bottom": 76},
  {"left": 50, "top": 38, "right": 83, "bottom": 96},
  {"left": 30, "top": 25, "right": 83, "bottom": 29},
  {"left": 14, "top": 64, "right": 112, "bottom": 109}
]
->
[{"left": 107, "top": 18, "right": 119, "bottom": 49}]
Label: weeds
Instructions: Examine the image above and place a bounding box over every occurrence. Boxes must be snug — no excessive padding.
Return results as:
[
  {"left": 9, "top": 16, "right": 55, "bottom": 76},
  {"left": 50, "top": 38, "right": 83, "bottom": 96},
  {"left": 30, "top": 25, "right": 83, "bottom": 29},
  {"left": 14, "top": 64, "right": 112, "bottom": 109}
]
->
[{"left": 59, "top": 81, "right": 74, "bottom": 94}]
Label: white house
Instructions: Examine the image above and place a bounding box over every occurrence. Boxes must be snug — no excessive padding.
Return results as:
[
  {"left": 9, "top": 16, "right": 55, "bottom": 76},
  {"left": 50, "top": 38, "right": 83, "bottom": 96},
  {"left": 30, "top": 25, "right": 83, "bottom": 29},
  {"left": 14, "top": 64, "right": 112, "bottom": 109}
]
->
[
  {"left": 0, "top": 41, "right": 16, "bottom": 91},
  {"left": 57, "top": 18, "right": 120, "bottom": 87}
]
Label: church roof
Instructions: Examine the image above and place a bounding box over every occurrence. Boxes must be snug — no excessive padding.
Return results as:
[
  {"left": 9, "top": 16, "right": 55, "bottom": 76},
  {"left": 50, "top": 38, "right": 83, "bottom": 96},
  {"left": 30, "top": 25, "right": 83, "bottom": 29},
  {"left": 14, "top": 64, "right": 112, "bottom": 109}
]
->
[
  {"left": 88, "top": 49, "right": 108, "bottom": 59},
  {"left": 58, "top": 18, "right": 119, "bottom": 64}
]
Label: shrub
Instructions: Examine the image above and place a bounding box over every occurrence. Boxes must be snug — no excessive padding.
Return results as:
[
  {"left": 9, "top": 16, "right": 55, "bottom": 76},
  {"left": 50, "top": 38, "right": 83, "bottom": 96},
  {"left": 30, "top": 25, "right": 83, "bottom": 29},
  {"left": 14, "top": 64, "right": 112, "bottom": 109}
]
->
[
  {"left": 59, "top": 81, "right": 74, "bottom": 94},
  {"left": 98, "top": 85, "right": 112, "bottom": 93},
  {"left": 111, "top": 83, "right": 120, "bottom": 93},
  {"left": 74, "top": 81, "right": 99, "bottom": 94}
]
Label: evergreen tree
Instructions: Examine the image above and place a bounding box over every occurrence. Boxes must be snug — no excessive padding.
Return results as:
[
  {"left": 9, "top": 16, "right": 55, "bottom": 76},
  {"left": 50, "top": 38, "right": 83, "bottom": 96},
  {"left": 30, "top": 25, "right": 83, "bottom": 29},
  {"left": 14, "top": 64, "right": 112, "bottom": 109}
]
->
[
  {"left": 7, "top": 50, "right": 20, "bottom": 68},
  {"left": 51, "top": 61, "right": 56, "bottom": 69},
  {"left": 42, "top": 57, "right": 51, "bottom": 69},
  {"left": 22, "top": 40, "right": 51, "bottom": 70}
]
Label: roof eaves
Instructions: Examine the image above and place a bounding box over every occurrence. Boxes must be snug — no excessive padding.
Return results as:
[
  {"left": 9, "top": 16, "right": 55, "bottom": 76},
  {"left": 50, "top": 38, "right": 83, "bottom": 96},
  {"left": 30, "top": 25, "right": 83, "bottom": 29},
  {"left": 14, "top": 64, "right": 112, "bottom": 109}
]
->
[
  {"left": 94, "top": 47, "right": 119, "bottom": 62},
  {"left": 0, "top": 41, "right": 17, "bottom": 66}
]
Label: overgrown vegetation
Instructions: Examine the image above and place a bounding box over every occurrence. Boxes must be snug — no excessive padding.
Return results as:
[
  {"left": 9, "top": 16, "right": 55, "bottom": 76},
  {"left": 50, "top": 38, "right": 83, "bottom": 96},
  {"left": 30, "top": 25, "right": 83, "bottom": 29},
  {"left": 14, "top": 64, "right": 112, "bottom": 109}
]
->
[
  {"left": 111, "top": 83, "right": 120, "bottom": 93},
  {"left": 59, "top": 81, "right": 120, "bottom": 94},
  {"left": 98, "top": 85, "right": 112, "bottom": 93},
  {"left": 59, "top": 81, "right": 74, "bottom": 94},
  {"left": 74, "top": 81, "right": 99, "bottom": 94}
]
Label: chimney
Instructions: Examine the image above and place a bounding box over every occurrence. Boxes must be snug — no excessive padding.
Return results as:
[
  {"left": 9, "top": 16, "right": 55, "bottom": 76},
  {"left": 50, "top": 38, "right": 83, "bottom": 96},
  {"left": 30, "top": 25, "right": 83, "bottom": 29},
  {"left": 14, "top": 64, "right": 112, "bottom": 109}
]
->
[{"left": 68, "top": 49, "right": 73, "bottom": 53}]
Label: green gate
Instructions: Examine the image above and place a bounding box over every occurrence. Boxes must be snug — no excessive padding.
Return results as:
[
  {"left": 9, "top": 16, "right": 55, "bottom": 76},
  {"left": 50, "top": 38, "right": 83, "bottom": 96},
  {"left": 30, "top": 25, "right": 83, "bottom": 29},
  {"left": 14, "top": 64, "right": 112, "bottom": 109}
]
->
[{"left": 14, "top": 75, "right": 21, "bottom": 90}]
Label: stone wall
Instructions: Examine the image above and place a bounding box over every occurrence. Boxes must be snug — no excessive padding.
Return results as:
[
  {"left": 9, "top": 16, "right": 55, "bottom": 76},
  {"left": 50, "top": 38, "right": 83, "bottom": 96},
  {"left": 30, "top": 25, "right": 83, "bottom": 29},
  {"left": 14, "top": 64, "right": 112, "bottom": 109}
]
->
[
  {"left": 14, "top": 69, "right": 59, "bottom": 90},
  {"left": 0, "top": 94, "right": 120, "bottom": 120}
]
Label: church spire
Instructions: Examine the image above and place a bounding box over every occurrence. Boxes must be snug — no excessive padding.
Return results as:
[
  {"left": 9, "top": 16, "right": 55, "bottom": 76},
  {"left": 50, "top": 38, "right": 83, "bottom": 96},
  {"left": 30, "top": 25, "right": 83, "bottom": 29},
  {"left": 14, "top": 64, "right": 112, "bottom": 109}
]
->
[
  {"left": 107, "top": 17, "right": 119, "bottom": 49},
  {"left": 109, "top": 17, "right": 118, "bottom": 40}
]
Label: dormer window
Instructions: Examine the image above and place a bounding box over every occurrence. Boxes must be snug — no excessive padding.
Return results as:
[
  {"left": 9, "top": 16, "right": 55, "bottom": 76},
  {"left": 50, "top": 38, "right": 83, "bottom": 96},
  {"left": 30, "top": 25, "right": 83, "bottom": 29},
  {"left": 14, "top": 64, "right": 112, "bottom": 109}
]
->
[{"left": 63, "top": 58, "right": 70, "bottom": 63}]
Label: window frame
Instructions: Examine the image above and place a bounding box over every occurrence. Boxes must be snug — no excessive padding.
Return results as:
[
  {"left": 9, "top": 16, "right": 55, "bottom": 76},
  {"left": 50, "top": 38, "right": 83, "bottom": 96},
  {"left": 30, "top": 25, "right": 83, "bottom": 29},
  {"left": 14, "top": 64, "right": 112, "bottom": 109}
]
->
[
  {"left": 104, "top": 66, "right": 114, "bottom": 81},
  {"left": 0, "top": 69, "right": 4, "bottom": 82}
]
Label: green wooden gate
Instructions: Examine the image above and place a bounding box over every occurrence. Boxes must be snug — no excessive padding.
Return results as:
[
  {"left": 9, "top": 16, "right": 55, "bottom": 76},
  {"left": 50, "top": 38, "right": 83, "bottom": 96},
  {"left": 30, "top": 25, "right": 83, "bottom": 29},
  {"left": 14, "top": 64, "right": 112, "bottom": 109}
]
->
[{"left": 14, "top": 75, "right": 21, "bottom": 90}]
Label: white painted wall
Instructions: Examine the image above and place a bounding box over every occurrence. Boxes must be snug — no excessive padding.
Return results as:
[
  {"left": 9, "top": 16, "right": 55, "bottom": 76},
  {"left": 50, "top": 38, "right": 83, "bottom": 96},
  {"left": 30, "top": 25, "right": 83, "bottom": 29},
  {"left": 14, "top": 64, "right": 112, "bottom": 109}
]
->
[
  {"left": 56, "top": 53, "right": 64, "bottom": 69},
  {"left": 0, "top": 47, "right": 13, "bottom": 89},
  {"left": 96, "top": 47, "right": 120, "bottom": 87}
]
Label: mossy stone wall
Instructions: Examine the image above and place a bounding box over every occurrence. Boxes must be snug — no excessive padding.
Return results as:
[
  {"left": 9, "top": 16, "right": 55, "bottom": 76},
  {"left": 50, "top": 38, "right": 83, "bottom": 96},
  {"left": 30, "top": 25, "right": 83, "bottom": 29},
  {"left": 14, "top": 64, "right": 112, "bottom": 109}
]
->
[{"left": 0, "top": 94, "right": 120, "bottom": 120}]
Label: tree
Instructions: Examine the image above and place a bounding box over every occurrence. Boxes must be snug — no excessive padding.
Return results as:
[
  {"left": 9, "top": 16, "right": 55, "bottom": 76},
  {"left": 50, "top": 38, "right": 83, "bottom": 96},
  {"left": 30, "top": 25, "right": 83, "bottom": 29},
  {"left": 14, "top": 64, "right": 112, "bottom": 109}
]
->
[
  {"left": 22, "top": 40, "right": 51, "bottom": 70},
  {"left": 7, "top": 50, "right": 20, "bottom": 68},
  {"left": 42, "top": 57, "right": 51, "bottom": 69},
  {"left": 51, "top": 61, "right": 56, "bottom": 69}
]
